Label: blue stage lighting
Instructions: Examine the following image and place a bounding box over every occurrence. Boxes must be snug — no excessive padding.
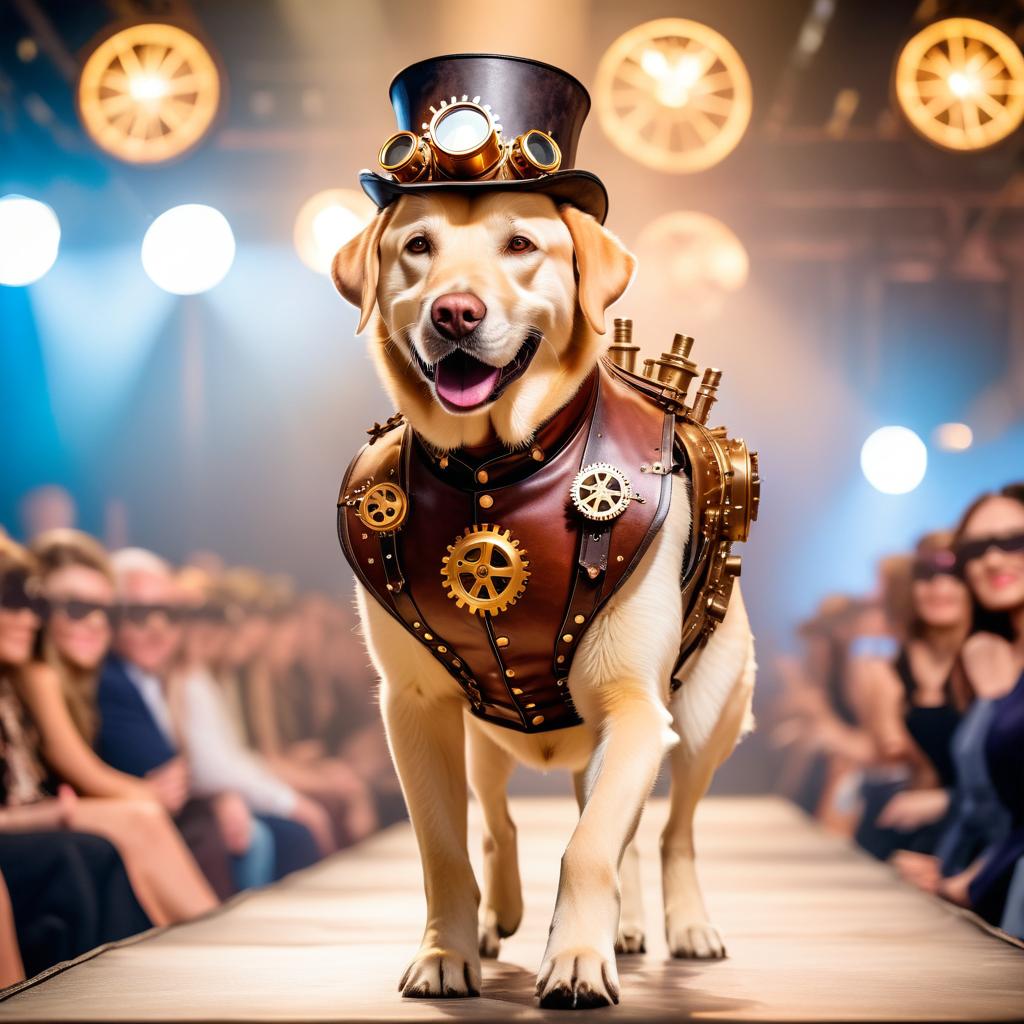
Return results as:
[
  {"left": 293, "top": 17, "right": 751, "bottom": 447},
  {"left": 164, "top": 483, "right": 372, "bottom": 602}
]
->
[
  {"left": 141, "top": 204, "right": 235, "bottom": 295},
  {"left": 0, "top": 195, "right": 61, "bottom": 286}
]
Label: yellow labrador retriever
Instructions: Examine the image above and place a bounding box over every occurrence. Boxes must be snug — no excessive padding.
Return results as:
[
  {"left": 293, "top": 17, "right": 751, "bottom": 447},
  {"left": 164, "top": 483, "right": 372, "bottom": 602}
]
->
[{"left": 332, "top": 190, "right": 756, "bottom": 1008}]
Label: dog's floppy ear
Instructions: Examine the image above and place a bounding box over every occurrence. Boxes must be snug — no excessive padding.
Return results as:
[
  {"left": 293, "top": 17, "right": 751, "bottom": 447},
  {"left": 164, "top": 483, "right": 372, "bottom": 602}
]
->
[
  {"left": 558, "top": 204, "right": 637, "bottom": 336},
  {"left": 331, "top": 204, "right": 396, "bottom": 335}
]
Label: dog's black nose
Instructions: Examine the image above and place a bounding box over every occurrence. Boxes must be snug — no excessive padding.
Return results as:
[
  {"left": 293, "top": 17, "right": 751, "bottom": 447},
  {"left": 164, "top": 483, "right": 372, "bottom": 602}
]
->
[{"left": 431, "top": 292, "right": 486, "bottom": 340}]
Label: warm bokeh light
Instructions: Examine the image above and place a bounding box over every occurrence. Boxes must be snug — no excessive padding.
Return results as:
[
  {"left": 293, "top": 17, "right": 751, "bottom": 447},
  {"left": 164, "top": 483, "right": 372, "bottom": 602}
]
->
[
  {"left": 293, "top": 189, "right": 376, "bottom": 275},
  {"left": 860, "top": 426, "right": 928, "bottom": 494},
  {"left": 77, "top": 22, "right": 221, "bottom": 164},
  {"left": 595, "top": 18, "right": 752, "bottom": 173},
  {"left": 141, "top": 204, "right": 235, "bottom": 294},
  {"left": 934, "top": 421, "right": 974, "bottom": 451},
  {"left": 0, "top": 195, "right": 61, "bottom": 286},
  {"left": 894, "top": 17, "right": 1024, "bottom": 152}
]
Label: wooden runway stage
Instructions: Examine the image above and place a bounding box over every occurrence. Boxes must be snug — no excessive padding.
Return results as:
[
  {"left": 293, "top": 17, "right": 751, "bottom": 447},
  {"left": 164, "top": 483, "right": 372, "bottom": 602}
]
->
[{"left": 1, "top": 796, "right": 1022, "bottom": 1022}]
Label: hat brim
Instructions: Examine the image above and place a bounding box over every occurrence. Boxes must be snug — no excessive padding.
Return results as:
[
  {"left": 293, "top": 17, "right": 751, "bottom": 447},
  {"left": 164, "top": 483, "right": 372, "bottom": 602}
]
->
[{"left": 358, "top": 169, "right": 609, "bottom": 224}]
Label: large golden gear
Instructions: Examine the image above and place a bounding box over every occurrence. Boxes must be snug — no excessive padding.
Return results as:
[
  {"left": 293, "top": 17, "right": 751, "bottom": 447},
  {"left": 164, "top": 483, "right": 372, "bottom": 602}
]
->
[
  {"left": 357, "top": 482, "right": 408, "bottom": 532},
  {"left": 440, "top": 524, "right": 529, "bottom": 616},
  {"left": 570, "top": 462, "right": 635, "bottom": 521}
]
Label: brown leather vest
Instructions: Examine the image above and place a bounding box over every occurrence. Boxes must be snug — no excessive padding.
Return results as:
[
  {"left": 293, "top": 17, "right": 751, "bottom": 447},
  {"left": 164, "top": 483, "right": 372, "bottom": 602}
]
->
[{"left": 337, "top": 360, "right": 685, "bottom": 734}]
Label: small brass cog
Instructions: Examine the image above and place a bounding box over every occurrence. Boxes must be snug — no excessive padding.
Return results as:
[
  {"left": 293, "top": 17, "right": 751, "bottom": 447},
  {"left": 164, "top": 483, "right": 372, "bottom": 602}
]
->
[
  {"left": 440, "top": 524, "right": 529, "bottom": 616},
  {"left": 357, "top": 482, "right": 408, "bottom": 532},
  {"left": 570, "top": 462, "right": 634, "bottom": 521}
]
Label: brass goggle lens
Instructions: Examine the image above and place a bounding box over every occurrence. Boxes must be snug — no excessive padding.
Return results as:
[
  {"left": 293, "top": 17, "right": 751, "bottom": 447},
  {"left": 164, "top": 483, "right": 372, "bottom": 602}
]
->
[
  {"left": 431, "top": 104, "right": 494, "bottom": 155},
  {"left": 379, "top": 131, "right": 430, "bottom": 183},
  {"left": 510, "top": 130, "right": 561, "bottom": 177}
]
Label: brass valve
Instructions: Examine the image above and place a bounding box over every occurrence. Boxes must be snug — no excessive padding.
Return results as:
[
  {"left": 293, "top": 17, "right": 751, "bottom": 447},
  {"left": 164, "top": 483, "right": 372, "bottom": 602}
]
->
[
  {"left": 691, "top": 367, "right": 722, "bottom": 425},
  {"left": 607, "top": 318, "right": 640, "bottom": 373},
  {"left": 642, "top": 332, "right": 700, "bottom": 407}
]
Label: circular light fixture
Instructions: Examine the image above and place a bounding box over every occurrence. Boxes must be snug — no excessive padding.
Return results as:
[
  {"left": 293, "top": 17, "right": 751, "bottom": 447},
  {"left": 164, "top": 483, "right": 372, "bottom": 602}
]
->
[
  {"left": 141, "top": 204, "right": 235, "bottom": 294},
  {"left": 894, "top": 17, "right": 1024, "bottom": 152},
  {"left": 0, "top": 195, "right": 61, "bottom": 286},
  {"left": 934, "top": 422, "right": 973, "bottom": 451},
  {"left": 635, "top": 210, "right": 748, "bottom": 319},
  {"left": 860, "top": 426, "right": 928, "bottom": 495},
  {"left": 293, "top": 189, "right": 376, "bottom": 275},
  {"left": 77, "top": 22, "right": 221, "bottom": 164},
  {"left": 595, "top": 18, "right": 753, "bottom": 173}
]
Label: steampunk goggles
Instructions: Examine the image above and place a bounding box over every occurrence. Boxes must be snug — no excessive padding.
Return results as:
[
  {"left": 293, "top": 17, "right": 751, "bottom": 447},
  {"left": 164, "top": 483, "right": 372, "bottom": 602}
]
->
[{"left": 379, "top": 97, "right": 561, "bottom": 184}]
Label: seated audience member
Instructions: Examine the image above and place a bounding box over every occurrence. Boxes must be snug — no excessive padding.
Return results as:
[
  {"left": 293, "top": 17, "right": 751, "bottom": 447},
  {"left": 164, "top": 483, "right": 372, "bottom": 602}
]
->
[
  {"left": 945, "top": 483, "right": 1024, "bottom": 938},
  {"left": 170, "top": 567, "right": 330, "bottom": 874},
  {"left": 0, "top": 535, "right": 152, "bottom": 978},
  {"left": 96, "top": 548, "right": 256, "bottom": 899},
  {"left": 852, "top": 532, "right": 972, "bottom": 860},
  {"left": 223, "top": 571, "right": 377, "bottom": 846}
]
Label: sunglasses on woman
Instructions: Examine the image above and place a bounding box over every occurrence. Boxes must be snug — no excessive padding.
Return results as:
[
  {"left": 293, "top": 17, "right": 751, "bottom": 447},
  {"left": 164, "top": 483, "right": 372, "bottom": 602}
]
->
[
  {"left": 47, "top": 597, "right": 116, "bottom": 626},
  {"left": 0, "top": 570, "right": 48, "bottom": 617},
  {"left": 953, "top": 530, "right": 1024, "bottom": 573},
  {"left": 911, "top": 550, "right": 959, "bottom": 582}
]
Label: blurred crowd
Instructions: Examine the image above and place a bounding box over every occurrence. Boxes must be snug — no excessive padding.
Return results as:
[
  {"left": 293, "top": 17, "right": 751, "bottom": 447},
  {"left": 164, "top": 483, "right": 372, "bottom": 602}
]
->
[
  {"left": 771, "top": 481, "right": 1024, "bottom": 943},
  {"left": 0, "top": 521, "right": 404, "bottom": 987}
]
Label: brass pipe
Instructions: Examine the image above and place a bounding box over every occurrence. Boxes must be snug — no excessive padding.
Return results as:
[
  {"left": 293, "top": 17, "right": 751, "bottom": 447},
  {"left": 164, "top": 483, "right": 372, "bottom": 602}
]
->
[{"left": 607, "top": 317, "right": 640, "bottom": 372}]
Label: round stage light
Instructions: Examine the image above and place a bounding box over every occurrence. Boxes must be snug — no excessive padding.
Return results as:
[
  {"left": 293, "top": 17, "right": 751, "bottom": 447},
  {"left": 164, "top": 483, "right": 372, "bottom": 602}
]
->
[
  {"left": 595, "top": 18, "right": 753, "bottom": 173},
  {"left": 934, "top": 421, "right": 973, "bottom": 451},
  {"left": 293, "top": 189, "right": 376, "bottom": 275},
  {"left": 0, "top": 195, "right": 61, "bottom": 286},
  {"left": 894, "top": 17, "right": 1024, "bottom": 152},
  {"left": 77, "top": 22, "right": 221, "bottom": 164},
  {"left": 141, "top": 204, "right": 234, "bottom": 294},
  {"left": 860, "top": 426, "right": 928, "bottom": 495}
]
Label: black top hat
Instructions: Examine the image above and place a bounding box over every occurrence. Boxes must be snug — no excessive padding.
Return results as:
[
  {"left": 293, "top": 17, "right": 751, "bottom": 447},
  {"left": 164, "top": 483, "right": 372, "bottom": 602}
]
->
[{"left": 358, "top": 53, "right": 609, "bottom": 223}]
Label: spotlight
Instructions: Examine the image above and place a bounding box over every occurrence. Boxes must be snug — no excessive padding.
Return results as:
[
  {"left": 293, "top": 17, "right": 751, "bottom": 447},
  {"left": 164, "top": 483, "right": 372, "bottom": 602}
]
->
[
  {"left": 635, "top": 211, "right": 748, "bottom": 320},
  {"left": 0, "top": 195, "right": 60, "bottom": 286},
  {"left": 595, "top": 18, "right": 752, "bottom": 172},
  {"left": 77, "top": 22, "right": 221, "bottom": 164},
  {"left": 894, "top": 17, "right": 1024, "bottom": 152},
  {"left": 293, "top": 189, "right": 376, "bottom": 275},
  {"left": 860, "top": 426, "right": 928, "bottom": 495},
  {"left": 141, "top": 204, "right": 235, "bottom": 294},
  {"left": 934, "top": 422, "right": 973, "bottom": 451}
]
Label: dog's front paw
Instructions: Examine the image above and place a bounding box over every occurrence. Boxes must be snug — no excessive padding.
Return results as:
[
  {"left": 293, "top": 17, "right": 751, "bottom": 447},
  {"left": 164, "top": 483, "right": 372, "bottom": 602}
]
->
[
  {"left": 535, "top": 947, "right": 620, "bottom": 1009},
  {"left": 398, "top": 945, "right": 481, "bottom": 998},
  {"left": 666, "top": 919, "right": 726, "bottom": 959},
  {"left": 614, "top": 924, "right": 646, "bottom": 955}
]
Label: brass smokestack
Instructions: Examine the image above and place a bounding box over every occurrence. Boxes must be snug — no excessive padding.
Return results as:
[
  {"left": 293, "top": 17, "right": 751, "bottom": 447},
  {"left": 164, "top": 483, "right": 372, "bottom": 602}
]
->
[
  {"left": 650, "top": 333, "right": 699, "bottom": 402},
  {"left": 607, "top": 317, "right": 640, "bottom": 372},
  {"left": 691, "top": 367, "right": 722, "bottom": 424}
]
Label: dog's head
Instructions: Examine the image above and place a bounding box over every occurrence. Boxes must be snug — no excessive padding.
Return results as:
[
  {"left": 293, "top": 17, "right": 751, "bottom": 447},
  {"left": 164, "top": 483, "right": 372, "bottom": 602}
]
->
[{"left": 332, "top": 191, "right": 635, "bottom": 451}]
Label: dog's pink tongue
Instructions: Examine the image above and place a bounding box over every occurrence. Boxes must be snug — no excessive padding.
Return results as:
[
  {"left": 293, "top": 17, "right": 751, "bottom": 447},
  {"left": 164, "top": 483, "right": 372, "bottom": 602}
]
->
[{"left": 435, "top": 350, "right": 501, "bottom": 409}]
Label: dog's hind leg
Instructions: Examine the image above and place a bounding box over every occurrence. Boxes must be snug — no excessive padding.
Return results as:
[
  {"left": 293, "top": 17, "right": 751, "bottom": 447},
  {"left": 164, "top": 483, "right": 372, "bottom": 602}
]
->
[
  {"left": 662, "top": 586, "right": 756, "bottom": 959},
  {"left": 571, "top": 769, "right": 645, "bottom": 955},
  {"left": 467, "top": 720, "right": 522, "bottom": 958}
]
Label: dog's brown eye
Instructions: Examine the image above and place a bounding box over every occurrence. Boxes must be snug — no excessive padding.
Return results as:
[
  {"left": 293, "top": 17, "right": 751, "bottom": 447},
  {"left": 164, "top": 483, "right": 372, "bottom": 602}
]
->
[
  {"left": 507, "top": 235, "right": 535, "bottom": 254},
  {"left": 406, "top": 235, "right": 430, "bottom": 255}
]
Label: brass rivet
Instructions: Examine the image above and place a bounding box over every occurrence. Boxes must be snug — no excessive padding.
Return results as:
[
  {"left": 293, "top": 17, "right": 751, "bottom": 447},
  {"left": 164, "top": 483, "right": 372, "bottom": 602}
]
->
[
  {"left": 506, "top": 668, "right": 516, "bottom": 678},
  {"left": 413, "top": 621, "right": 422, "bottom": 629},
  {"left": 525, "top": 702, "right": 536, "bottom": 709},
  {"left": 361, "top": 532, "right": 368, "bottom": 540},
  {"left": 556, "top": 655, "right": 565, "bottom": 664},
  {"left": 368, "top": 557, "right": 375, "bottom": 565},
  {"left": 476, "top": 469, "right": 489, "bottom": 484},
  {"left": 479, "top": 494, "right": 494, "bottom": 509},
  {"left": 557, "top": 678, "right": 566, "bottom": 686},
  {"left": 511, "top": 687, "right": 523, "bottom": 695},
  {"left": 439, "top": 455, "right": 449, "bottom": 469},
  {"left": 531, "top": 446, "right": 544, "bottom": 461},
  {"left": 437, "top": 645, "right": 447, "bottom": 653},
  {"left": 386, "top": 583, "right": 394, "bottom": 591},
  {"left": 531, "top": 715, "right": 545, "bottom": 726},
  {"left": 423, "top": 633, "right": 434, "bottom": 641},
  {"left": 496, "top": 636, "right": 509, "bottom": 648},
  {"left": 562, "top": 633, "right": 573, "bottom": 643},
  {"left": 586, "top": 565, "right": 600, "bottom": 579},
  {"left": 574, "top": 614, "right": 585, "bottom": 624},
  {"left": 616, "top": 555, "right": 624, "bottom": 562},
  {"left": 453, "top": 659, "right": 461, "bottom": 667}
]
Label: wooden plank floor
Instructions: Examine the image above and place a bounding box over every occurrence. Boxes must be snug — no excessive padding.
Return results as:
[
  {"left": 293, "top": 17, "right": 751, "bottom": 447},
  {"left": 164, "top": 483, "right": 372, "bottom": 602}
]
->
[{"left": 1, "top": 796, "right": 1022, "bottom": 1022}]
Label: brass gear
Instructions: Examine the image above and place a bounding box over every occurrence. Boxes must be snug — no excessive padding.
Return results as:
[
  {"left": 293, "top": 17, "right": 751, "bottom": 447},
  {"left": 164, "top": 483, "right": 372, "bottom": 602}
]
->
[
  {"left": 440, "top": 524, "right": 529, "bottom": 616},
  {"left": 570, "top": 462, "right": 634, "bottom": 521},
  {"left": 357, "top": 482, "right": 408, "bottom": 532}
]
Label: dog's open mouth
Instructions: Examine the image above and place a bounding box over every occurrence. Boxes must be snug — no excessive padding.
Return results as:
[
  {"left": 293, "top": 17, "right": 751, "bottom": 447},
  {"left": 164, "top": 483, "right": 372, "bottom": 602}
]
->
[{"left": 414, "top": 331, "right": 541, "bottom": 412}]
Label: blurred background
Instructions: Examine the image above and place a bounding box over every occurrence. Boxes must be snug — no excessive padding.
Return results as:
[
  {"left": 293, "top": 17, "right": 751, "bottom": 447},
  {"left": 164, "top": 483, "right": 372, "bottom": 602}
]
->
[{"left": 2, "top": 0, "right": 1022, "bottom": 793}]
